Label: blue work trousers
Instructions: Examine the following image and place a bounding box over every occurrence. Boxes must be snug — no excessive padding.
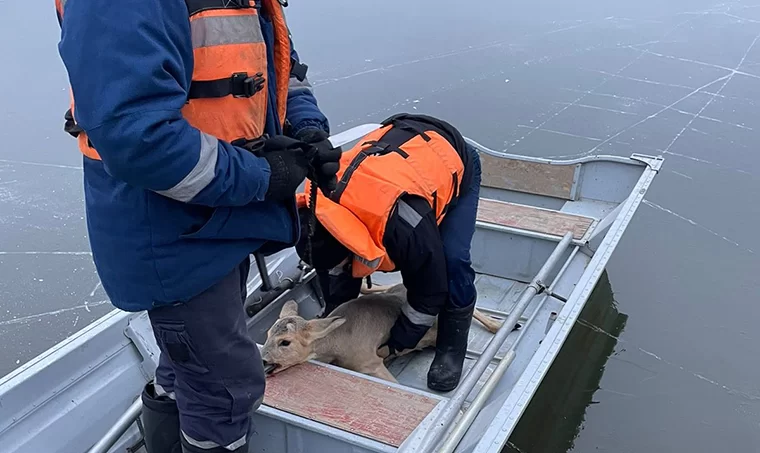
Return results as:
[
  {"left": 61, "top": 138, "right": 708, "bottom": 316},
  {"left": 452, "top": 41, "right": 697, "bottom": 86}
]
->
[
  {"left": 439, "top": 143, "right": 481, "bottom": 308},
  {"left": 148, "top": 259, "right": 263, "bottom": 450}
]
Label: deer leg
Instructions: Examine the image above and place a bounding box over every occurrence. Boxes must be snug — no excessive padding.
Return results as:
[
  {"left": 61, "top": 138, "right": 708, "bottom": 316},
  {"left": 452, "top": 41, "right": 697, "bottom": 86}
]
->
[
  {"left": 414, "top": 324, "right": 438, "bottom": 350},
  {"left": 363, "top": 359, "right": 398, "bottom": 383},
  {"left": 473, "top": 308, "right": 502, "bottom": 334},
  {"left": 389, "top": 324, "right": 438, "bottom": 361}
]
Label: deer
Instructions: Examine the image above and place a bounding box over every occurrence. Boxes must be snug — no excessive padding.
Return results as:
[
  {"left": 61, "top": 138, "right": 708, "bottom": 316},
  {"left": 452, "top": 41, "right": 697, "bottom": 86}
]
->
[{"left": 259, "top": 283, "right": 503, "bottom": 383}]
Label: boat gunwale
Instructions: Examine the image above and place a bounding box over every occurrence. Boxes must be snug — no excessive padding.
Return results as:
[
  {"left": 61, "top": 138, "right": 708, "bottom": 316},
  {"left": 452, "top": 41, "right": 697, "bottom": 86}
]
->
[
  {"left": 470, "top": 152, "right": 662, "bottom": 453},
  {"left": 323, "top": 122, "right": 662, "bottom": 169},
  {"left": 464, "top": 135, "right": 661, "bottom": 168},
  {"left": 0, "top": 308, "right": 132, "bottom": 391}
]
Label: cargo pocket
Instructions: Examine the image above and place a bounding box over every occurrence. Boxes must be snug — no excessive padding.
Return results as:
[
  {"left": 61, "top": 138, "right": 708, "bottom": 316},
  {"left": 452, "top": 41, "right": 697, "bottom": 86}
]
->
[
  {"left": 153, "top": 321, "right": 210, "bottom": 375},
  {"left": 225, "top": 380, "right": 261, "bottom": 422}
]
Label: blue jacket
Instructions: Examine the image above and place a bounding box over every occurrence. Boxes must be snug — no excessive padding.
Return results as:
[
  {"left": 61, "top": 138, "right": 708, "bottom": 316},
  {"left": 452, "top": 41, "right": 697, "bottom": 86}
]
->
[{"left": 56, "top": 0, "right": 329, "bottom": 312}]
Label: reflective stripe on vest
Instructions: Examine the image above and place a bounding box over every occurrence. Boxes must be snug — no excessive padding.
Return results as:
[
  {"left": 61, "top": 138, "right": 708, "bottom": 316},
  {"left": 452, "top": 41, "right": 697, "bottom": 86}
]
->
[
  {"left": 55, "top": 0, "right": 292, "bottom": 161},
  {"left": 296, "top": 114, "right": 467, "bottom": 279}
]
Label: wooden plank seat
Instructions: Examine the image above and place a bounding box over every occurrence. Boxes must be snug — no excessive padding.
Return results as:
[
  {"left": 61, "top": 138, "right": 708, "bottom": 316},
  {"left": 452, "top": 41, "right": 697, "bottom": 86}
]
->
[
  {"left": 263, "top": 362, "right": 440, "bottom": 447},
  {"left": 477, "top": 198, "right": 594, "bottom": 240},
  {"left": 478, "top": 152, "right": 578, "bottom": 200}
]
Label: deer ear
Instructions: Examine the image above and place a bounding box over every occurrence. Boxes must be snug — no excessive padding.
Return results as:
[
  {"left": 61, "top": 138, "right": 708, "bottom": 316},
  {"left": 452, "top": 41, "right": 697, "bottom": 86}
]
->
[
  {"left": 279, "top": 300, "right": 299, "bottom": 319},
  {"left": 307, "top": 316, "right": 346, "bottom": 340}
]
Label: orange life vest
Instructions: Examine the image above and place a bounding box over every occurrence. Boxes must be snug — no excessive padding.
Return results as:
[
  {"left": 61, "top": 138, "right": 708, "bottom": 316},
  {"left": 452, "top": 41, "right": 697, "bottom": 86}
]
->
[
  {"left": 297, "top": 114, "right": 468, "bottom": 278},
  {"left": 55, "top": 0, "right": 292, "bottom": 161}
]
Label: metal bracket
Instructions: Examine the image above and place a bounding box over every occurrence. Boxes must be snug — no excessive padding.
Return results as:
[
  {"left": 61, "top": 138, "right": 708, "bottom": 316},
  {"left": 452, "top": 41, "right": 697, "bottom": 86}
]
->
[
  {"left": 534, "top": 279, "right": 549, "bottom": 295},
  {"left": 630, "top": 153, "right": 664, "bottom": 172},
  {"left": 124, "top": 312, "right": 160, "bottom": 380},
  {"left": 569, "top": 163, "right": 582, "bottom": 200}
]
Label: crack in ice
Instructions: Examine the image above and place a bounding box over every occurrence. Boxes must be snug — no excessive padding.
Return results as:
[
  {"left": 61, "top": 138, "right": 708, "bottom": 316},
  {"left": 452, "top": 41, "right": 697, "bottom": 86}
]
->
[
  {"left": 643, "top": 199, "right": 755, "bottom": 254},
  {"left": 516, "top": 125, "right": 603, "bottom": 142},
  {"left": 0, "top": 300, "right": 110, "bottom": 327},
  {"left": 0, "top": 159, "right": 82, "bottom": 170},
  {"left": 582, "top": 74, "right": 732, "bottom": 155},
  {"left": 560, "top": 88, "right": 754, "bottom": 130},
  {"left": 576, "top": 319, "right": 760, "bottom": 402}
]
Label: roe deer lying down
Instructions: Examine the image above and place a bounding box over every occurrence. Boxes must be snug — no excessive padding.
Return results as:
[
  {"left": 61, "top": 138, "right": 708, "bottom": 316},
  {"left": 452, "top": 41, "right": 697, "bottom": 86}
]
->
[{"left": 260, "top": 283, "right": 502, "bottom": 383}]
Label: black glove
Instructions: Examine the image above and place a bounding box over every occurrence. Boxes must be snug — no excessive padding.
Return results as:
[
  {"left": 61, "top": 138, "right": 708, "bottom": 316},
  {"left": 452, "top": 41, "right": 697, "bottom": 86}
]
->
[
  {"left": 260, "top": 135, "right": 311, "bottom": 202},
  {"left": 295, "top": 128, "right": 341, "bottom": 197},
  {"left": 377, "top": 312, "right": 431, "bottom": 359}
]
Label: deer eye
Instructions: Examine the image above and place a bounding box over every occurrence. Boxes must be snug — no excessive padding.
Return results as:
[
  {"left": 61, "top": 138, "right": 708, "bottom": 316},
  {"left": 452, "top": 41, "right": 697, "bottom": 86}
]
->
[{"left": 279, "top": 340, "right": 291, "bottom": 347}]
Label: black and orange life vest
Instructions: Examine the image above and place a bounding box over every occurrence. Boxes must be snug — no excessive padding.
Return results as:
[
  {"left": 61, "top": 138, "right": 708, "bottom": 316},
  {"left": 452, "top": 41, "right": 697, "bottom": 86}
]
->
[
  {"left": 55, "top": 0, "right": 293, "bottom": 161},
  {"left": 296, "top": 113, "right": 470, "bottom": 278}
]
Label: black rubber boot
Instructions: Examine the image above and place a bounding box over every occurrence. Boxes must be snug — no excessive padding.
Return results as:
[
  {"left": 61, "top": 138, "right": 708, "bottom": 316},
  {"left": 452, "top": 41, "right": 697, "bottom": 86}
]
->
[
  {"left": 427, "top": 299, "right": 476, "bottom": 392},
  {"left": 141, "top": 382, "right": 182, "bottom": 453}
]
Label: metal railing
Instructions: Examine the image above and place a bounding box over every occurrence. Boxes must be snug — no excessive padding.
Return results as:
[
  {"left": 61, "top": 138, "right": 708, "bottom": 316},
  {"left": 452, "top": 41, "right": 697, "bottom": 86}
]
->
[
  {"left": 405, "top": 231, "right": 574, "bottom": 453},
  {"left": 86, "top": 398, "right": 142, "bottom": 453},
  {"left": 437, "top": 243, "right": 580, "bottom": 453}
]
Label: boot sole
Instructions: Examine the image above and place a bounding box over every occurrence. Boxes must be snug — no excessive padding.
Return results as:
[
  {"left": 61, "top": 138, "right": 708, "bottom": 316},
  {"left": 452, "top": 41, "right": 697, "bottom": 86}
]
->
[{"left": 427, "top": 379, "right": 459, "bottom": 393}]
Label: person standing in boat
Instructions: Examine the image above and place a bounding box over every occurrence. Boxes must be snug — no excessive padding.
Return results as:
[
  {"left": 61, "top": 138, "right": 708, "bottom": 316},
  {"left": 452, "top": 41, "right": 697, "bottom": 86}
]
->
[
  {"left": 294, "top": 113, "right": 482, "bottom": 392},
  {"left": 53, "top": 0, "right": 340, "bottom": 452}
]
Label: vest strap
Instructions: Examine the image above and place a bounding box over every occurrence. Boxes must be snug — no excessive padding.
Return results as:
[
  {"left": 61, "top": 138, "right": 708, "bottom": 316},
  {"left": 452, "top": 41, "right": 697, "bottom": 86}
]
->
[
  {"left": 385, "top": 117, "right": 431, "bottom": 142},
  {"left": 188, "top": 72, "right": 266, "bottom": 100},
  {"left": 362, "top": 140, "right": 409, "bottom": 158},
  {"left": 231, "top": 135, "right": 268, "bottom": 154},
  {"left": 330, "top": 150, "right": 370, "bottom": 203},
  {"left": 330, "top": 139, "right": 412, "bottom": 203}
]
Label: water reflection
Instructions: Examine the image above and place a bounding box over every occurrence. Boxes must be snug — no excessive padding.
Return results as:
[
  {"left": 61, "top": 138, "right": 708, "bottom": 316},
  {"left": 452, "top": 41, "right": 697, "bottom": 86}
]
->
[{"left": 504, "top": 271, "right": 627, "bottom": 453}]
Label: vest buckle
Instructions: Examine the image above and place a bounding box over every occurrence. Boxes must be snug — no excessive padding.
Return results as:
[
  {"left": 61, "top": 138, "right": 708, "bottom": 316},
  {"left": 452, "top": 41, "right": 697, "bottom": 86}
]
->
[
  {"left": 231, "top": 72, "right": 266, "bottom": 98},
  {"left": 63, "top": 108, "right": 83, "bottom": 138},
  {"left": 290, "top": 58, "right": 308, "bottom": 82},
  {"left": 231, "top": 134, "right": 269, "bottom": 155}
]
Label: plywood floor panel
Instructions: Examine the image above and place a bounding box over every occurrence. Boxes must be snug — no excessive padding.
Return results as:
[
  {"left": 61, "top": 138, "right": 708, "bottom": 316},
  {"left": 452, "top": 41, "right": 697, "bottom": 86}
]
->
[
  {"left": 264, "top": 362, "right": 439, "bottom": 447},
  {"left": 477, "top": 198, "right": 594, "bottom": 239}
]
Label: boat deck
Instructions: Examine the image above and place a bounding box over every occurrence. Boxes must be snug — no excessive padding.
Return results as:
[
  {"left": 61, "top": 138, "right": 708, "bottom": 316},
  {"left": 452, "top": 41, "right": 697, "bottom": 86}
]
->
[
  {"left": 257, "top": 271, "right": 568, "bottom": 452},
  {"left": 264, "top": 361, "right": 442, "bottom": 447},
  {"left": 254, "top": 194, "right": 590, "bottom": 451},
  {"left": 373, "top": 273, "right": 565, "bottom": 405},
  {"left": 253, "top": 193, "right": 601, "bottom": 451}
]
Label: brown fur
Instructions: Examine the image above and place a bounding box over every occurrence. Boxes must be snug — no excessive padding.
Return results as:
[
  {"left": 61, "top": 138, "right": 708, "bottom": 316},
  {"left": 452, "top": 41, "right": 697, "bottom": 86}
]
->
[{"left": 260, "top": 283, "right": 501, "bottom": 383}]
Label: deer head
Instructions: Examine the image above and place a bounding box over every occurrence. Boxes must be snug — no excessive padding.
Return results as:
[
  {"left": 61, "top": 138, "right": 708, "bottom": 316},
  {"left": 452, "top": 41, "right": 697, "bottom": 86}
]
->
[{"left": 260, "top": 300, "right": 346, "bottom": 375}]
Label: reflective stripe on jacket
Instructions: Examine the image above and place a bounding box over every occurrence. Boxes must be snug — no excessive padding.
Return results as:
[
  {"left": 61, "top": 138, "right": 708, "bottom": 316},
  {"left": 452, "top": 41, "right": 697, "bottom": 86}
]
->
[{"left": 55, "top": 0, "right": 328, "bottom": 311}]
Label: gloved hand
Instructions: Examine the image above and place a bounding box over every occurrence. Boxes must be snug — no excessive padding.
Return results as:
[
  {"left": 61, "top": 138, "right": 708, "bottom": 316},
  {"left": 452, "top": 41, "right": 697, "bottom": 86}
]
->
[
  {"left": 377, "top": 313, "right": 431, "bottom": 359},
  {"left": 294, "top": 128, "right": 341, "bottom": 197},
  {"left": 260, "top": 135, "right": 311, "bottom": 202}
]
